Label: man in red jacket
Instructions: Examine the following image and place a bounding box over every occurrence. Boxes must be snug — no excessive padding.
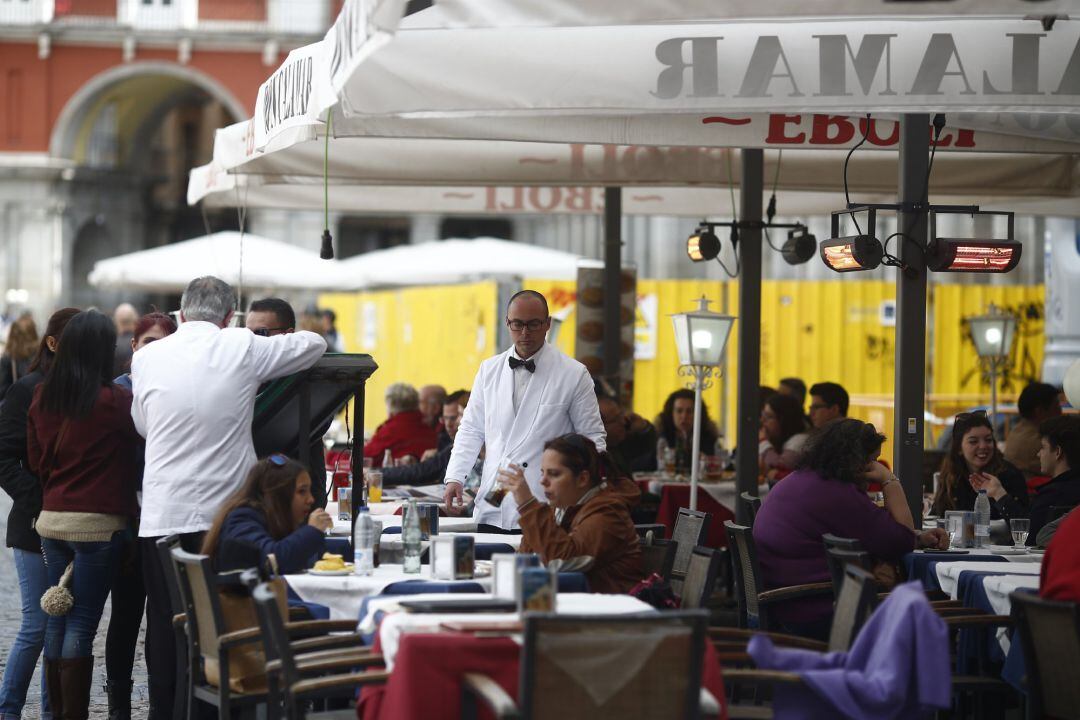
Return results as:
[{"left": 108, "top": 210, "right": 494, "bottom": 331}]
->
[
  {"left": 363, "top": 382, "right": 437, "bottom": 465},
  {"left": 1041, "top": 507, "right": 1080, "bottom": 602}
]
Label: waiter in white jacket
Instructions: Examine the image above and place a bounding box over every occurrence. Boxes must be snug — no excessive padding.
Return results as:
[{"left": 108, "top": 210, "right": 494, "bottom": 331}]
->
[
  {"left": 444, "top": 290, "right": 605, "bottom": 531},
  {"left": 131, "top": 276, "right": 326, "bottom": 718}
]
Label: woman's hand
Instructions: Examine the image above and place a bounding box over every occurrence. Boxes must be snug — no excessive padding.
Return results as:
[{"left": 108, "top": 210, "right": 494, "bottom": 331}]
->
[
  {"left": 498, "top": 463, "right": 533, "bottom": 507},
  {"left": 969, "top": 472, "right": 1006, "bottom": 500},
  {"left": 863, "top": 461, "right": 894, "bottom": 486},
  {"left": 307, "top": 508, "right": 333, "bottom": 532},
  {"left": 917, "top": 527, "right": 951, "bottom": 550}
]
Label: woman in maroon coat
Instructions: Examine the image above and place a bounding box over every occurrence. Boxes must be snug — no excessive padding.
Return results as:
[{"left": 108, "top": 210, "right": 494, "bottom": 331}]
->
[{"left": 27, "top": 310, "right": 140, "bottom": 719}]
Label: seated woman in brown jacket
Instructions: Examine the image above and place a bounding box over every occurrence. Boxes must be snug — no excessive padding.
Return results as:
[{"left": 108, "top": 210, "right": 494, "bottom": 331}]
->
[{"left": 501, "top": 433, "right": 642, "bottom": 594}]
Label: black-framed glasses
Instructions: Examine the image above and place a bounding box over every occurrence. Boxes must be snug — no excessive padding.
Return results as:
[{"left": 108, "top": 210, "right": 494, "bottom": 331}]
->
[
  {"left": 268, "top": 453, "right": 289, "bottom": 467},
  {"left": 507, "top": 318, "right": 546, "bottom": 332},
  {"left": 252, "top": 327, "right": 290, "bottom": 337}
]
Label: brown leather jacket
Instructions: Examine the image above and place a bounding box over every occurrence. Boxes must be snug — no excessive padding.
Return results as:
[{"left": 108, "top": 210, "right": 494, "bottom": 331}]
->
[{"left": 518, "top": 476, "right": 643, "bottom": 594}]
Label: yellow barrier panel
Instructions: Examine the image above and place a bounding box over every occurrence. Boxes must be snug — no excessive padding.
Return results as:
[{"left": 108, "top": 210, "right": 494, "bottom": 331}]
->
[{"left": 321, "top": 280, "right": 1045, "bottom": 464}]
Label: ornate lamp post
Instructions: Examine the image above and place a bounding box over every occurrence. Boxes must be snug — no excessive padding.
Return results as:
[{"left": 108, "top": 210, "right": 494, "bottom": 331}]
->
[
  {"left": 968, "top": 303, "right": 1017, "bottom": 437},
  {"left": 670, "top": 297, "right": 736, "bottom": 510}
]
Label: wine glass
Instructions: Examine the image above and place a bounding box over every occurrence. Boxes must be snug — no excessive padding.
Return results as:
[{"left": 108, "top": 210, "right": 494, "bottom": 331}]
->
[{"left": 1009, "top": 518, "right": 1030, "bottom": 547}]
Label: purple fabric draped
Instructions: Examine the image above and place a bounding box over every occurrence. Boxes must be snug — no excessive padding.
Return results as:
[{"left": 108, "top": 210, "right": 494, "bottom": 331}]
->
[{"left": 748, "top": 581, "right": 951, "bottom": 720}]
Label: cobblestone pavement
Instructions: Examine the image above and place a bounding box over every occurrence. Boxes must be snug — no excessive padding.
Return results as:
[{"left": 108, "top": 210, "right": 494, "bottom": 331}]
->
[{"left": 0, "top": 493, "right": 151, "bottom": 719}]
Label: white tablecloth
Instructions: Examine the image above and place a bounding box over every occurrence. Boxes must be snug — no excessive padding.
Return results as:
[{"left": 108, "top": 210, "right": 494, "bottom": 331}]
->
[
  {"left": 982, "top": 574, "right": 1041, "bottom": 654},
  {"left": 935, "top": 561, "right": 1041, "bottom": 599},
  {"left": 377, "top": 593, "right": 656, "bottom": 669},
  {"left": 286, "top": 564, "right": 492, "bottom": 619}
]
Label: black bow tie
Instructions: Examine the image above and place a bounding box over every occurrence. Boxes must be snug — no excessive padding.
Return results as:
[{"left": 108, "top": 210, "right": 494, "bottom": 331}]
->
[{"left": 509, "top": 357, "right": 536, "bottom": 373}]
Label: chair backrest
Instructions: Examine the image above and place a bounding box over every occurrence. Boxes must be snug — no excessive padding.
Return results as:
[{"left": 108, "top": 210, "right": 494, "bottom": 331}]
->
[
  {"left": 170, "top": 547, "right": 227, "bottom": 666},
  {"left": 155, "top": 535, "right": 185, "bottom": 619},
  {"left": 252, "top": 581, "right": 300, "bottom": 691},
  {"left": 739, "top": 492, "right": 761, "bottom": 527},
  {"left": 680, "top": 546, "right": 722, "bottom": 610},
  {"left": 519, "top": 611, "right": 708, "bottom": 720},
  {"left": 672, "top": 508, "right": 710, "bottom": 576},
  {"left": 635, "top": 523, "right": 667, "bottom": 540},
  {"left": 1010, "top": 592, "right": 1080, "bottom": 720},
  {"left": 723, "top": 520, "right": 764, "bottom": 629},
  {"left": 639, "top": 538, "right": 678, "bottom": 582},
  {"left": 827, "top": 564, "right": 877, "bottom": 652},
  {"left": 823, "top": 546, "right": 873, "bottom": 598}
]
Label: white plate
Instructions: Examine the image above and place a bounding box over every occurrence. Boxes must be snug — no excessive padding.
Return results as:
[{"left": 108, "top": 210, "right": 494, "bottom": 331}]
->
[
  {"left": 987, "top": 546, "right": 1027, "bottom": 555},
  {"left": 1027, "top": 547, "right": 1046, "bottom": 554},
  {"left": 308, "top": 567, "right": 355, "bottom": 576}
]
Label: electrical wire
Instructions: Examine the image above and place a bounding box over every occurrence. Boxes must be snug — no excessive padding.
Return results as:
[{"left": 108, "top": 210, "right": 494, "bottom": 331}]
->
[
  {"left": 843, "top": 114, "right": 872, "bottom": 235},
  {"left": 715, "top": 149, "right": 740, "bottom": 278},
  {"left": 766, "top": 149, "right": 782, "bottom": 224},
  {"left": 763, "top": 225, "right": 784, "bottom": 253}
]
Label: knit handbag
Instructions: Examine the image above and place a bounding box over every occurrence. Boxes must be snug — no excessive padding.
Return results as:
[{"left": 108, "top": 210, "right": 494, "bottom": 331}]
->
[{"left": 41, "top": 562, "right": 75, "bottom": 616}]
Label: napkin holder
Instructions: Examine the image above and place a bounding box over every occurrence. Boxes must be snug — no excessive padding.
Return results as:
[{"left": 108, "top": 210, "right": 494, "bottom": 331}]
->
[
  {"left": 518, "top": 566, "right": 557, "bottom": 613},
  {"left": 416, "top": 503, "right": 440, "bottom": 539},
  {"left": 492, "top": 553, "right": 539, "bottom": 600},
  {"left": 431, "top": 535, "right": 475, "bottom": 580}
]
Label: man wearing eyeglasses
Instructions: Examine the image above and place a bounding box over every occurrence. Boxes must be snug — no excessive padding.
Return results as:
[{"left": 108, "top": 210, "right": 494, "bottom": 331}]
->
[
  {"left": 443, "top": 290, "right": 606, "bottom": 531},
  {"left": 246, "top": 297, "right": 296, "bottom": 337}
]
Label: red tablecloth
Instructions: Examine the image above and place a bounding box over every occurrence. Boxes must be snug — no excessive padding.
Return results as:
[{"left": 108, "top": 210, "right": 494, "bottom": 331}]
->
[
  {"left": 655, "top": 484, "right": 735, "bottom": 549},
  {"left": 359, "top": 631, "right": 727, "bottom": 720}
]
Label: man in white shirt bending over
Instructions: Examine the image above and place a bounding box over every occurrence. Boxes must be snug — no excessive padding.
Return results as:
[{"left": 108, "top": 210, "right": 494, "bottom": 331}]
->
[
  {"left": 443, "top": 290, "right": 605, "bottom": 532},
  {"left": 132, "top": 275, "right": 325, "bottom": 718}
]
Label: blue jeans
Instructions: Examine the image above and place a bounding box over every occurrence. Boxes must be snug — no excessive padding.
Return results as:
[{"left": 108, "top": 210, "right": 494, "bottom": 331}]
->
[
  {"left": 0, "top": 549, "right": 52, "bottom": 719},
  {"left": 41, "top": 535, "right": 123, "bottom": 660}
]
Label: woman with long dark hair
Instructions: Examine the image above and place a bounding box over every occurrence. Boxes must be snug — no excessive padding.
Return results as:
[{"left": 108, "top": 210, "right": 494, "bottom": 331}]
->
[
  {"left": 202, "top": 454, "right": 332, "bottom": 575},
  {"left": 27, "top": 310, "right": 140, "bottom": 720},
  {"left": 0, "top": 307, "right": 78, "bottom": 720},
  {"left": 655, "top": 389, "right": 719, "bottom": 474},
  {"left": 759, "top": 392, "right": 810, "bottom": 480},
  {"left": 501, "top": 433, "right": 642, "bottom": 593},
  {"left": 754, "top": 419, "right": 949, "bottom": 639},
  {"left": 931, "top": 411, "right": 1027, "bottom": 520}
]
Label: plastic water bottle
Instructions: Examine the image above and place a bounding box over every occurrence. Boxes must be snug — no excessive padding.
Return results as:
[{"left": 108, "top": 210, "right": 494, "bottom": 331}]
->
[
  {"left": 973, "top": 489, "right": 991, "bottom": 548},
  {"left": 402, "top": 499, "right": 422, "bottom": 574},
  {"left": 354, "top": 508, "right": 375, "bottom": 576}
]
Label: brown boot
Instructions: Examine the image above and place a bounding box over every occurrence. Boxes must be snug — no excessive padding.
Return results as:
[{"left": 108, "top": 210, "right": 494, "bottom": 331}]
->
[
  {"left": 57, "top": 656, "right": 94, "bottom": 720},
  {"left": 44, "top": 658, "right": 64, "bottom": 719}
]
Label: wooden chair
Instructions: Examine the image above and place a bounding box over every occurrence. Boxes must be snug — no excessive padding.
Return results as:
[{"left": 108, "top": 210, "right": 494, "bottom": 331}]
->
[
  {"left": 821, "top": 534, "right": 861, "bottom": 551},
  {"left": 723, "top": 521, "right": 833, "bottom": 631},
  {"left": 170, "top": 549, "right": 360, "bottom": 720},
  {"left": 823, "top": 546, "right": 874, "bottom": 599},
  {"left": 154, "top": 535, "right": 189, "bottom": 720},
  {"left": 1010, "top": 592, "right": 1080, "bottom": 720},
  {"left": 461, "top": 611, "right": 720, "bottom": 719},
  {"left": 740, "top": 492, "right": 762, "bottom": 527},
  {"left": 639, "top": 537, "right": 678, "bottom": 583},
  {"left": 251, "top": 582, "right": 388, "bottom": 720},
  {"left": 681, "top": 546, "right": 723, "bottom": 610},
  {"left": 672, "top": 508, "right": 710, "bottom": 584}
]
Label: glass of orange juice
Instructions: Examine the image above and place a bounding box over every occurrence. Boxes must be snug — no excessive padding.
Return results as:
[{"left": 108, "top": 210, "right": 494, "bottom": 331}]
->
[{"left": 366, "top": 469, "right": 383, "bottom": 504}]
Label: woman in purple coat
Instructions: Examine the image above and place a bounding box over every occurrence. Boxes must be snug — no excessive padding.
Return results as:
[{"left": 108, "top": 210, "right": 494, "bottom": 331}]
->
[{"left": 753, "top": 419, "right": 949, "bottom": 640}]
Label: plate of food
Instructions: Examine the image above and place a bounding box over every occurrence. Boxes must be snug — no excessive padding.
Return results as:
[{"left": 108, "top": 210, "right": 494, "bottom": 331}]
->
[{"left": 309, "top": 553, "right": 354, "bottom": 575}]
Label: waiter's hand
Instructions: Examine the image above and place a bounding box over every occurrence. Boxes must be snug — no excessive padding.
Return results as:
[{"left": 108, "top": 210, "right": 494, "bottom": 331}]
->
[
  {"left": 499, "top": 464, "right": 532, "bottom": 507},
  {"left": 444, "top": 481, "right": 466, "bottom": 516}
]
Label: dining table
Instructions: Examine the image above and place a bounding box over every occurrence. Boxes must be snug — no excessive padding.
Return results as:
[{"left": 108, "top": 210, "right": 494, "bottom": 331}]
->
[
  {"left": 635, "top": 472, "right": 764, "bottom": 548},
  {"left": 356, "top": 593, "right": 728, "bottom": 720}
]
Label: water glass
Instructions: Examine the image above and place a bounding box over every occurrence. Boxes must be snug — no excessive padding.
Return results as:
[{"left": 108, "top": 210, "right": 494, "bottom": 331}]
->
[{"left": 1009, "top": 518, "right": 1030, "bottom": 547}]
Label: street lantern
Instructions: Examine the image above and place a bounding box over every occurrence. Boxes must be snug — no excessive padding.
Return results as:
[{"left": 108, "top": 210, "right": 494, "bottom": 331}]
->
[
  {"left": 670, "top": 297, "right": 735, "bottom": 510},
  {"left": 967, "top": 303, "right": 1017, "bottom": 437}
]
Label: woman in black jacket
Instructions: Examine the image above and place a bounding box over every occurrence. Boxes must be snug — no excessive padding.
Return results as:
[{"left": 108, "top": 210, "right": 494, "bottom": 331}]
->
[{"left": 0, "top": 307, "right": 77, "bottom": 720}]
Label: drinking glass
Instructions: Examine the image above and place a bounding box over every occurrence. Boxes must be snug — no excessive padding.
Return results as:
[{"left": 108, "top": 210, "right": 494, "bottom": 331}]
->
[
  {"left": 945, "top": 511, "right": 967, "bottom": 548},
  {"left": 367, "top": 469, "right": 383, "bottom": 504},
  {"left": 1009, "top": 518, "right": 1030, "bottom": 547},
  {"left": 485, "top": 460, "right": 516, "bottom": 507}
]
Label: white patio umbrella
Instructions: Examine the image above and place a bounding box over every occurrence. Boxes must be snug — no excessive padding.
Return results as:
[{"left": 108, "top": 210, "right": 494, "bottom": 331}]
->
[{"left": 87, "top": 231, "right": 351, "bottom": 293}]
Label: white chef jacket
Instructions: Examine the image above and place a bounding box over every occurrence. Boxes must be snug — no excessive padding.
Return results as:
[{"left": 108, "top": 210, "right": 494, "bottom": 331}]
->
[
  {"left": 132, "top": 321, "right": 326, "bottom": 537},
  {"left": 444, "top": 342, "right": 606, "bottom": 529}
]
